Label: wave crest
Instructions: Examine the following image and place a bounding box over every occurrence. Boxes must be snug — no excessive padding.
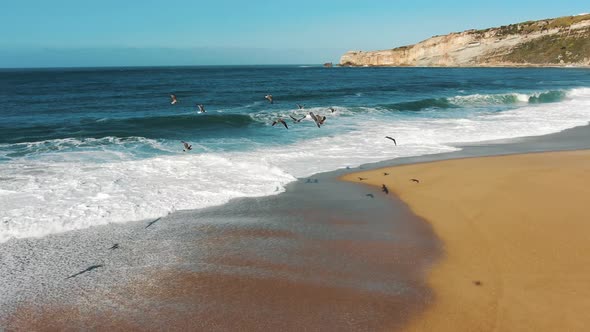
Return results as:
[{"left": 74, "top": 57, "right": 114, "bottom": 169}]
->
[
  {"left": 0, "top": 114, "right": 260, "bottom": 144},
  {"left": 381, "top": 90, "right": 568, "bottom": 112}
]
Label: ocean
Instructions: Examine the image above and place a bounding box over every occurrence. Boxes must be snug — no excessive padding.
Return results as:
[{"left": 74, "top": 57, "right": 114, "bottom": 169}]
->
[{"left": 2, "top": 65, "right": 590, "bottom": 243}]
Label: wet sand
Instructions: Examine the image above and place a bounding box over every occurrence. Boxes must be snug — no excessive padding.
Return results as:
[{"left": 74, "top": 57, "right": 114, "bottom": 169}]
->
[
  {"left": 1, "top": 172, "right": 439, "bottom": 331},
  {"left": 343, "top": 150, "right": 590, "bottom": 331}
]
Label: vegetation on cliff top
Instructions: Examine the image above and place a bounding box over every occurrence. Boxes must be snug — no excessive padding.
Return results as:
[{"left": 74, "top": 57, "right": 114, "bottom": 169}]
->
[
  {"left": 498, "top": 26, "right": 590, "bottom": 64},
  {"left": 477, "top": 13, "right": 590, "bottom": 37},
  {"left": 388, "top": 14, "right": 590, "bottom": 52},
  {"left": 343, "top": 13, "right": 590, "bottom": 66}
]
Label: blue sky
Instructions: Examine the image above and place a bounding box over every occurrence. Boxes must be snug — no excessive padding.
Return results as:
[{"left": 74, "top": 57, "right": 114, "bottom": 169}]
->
[{"left": 0, "top": 0, "right": 588, "bottom": 67}]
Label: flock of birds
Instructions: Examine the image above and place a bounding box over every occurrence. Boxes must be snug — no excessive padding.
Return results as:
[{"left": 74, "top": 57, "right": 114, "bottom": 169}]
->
[
  {"left": 64, "top": 93, "right": 406, "bottom": 279},
  {"left": 169, "top": 93, "right": 397, "bottom": 150},
  {"left": 360, "top": 173, "right": 421, "bottom": 200}
]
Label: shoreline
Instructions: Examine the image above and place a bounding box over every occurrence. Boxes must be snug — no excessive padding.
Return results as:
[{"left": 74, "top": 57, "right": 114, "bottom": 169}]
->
[
  {"left": 2, "top": 124, "right": 590, "bottom": 330},
  {"left": 1, "top": 158, "right": 440, "bottom": 330},
  {"left": 342, "top": 148, "right": 590, "bottom": 331}
]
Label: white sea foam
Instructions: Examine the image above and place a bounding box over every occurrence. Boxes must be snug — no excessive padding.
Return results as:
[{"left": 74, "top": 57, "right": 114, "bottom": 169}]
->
[
  {"left": 448, "top": 91, "right": 556, "bottom": 105},
  {"left": 0, "top": 155, "right": 295, "bottom": 242},
  {"left": 1, "top": 88, "right": 590, "bottom": 242}
]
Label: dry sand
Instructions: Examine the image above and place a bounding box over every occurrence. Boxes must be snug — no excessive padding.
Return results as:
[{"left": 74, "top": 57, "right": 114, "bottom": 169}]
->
[{"left": 342, "top": 150, "right": 590, "bottom": 331}]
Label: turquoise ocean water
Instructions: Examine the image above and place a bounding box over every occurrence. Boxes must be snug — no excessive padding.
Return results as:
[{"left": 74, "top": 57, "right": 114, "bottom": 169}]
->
[{"left": 1, "top": 66, "right": 590, "bottom": 242}]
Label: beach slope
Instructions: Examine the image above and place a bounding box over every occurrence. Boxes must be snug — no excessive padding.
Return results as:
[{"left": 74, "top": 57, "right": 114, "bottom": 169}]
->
[{"left": 342, "top": 150, "right": 590, "bottom": 331}]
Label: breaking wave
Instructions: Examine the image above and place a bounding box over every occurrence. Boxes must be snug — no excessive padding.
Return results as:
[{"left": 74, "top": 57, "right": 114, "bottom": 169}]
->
[
  {"left": 381, "top": 90, "right": 568, "bottom": 111},
  {"left": 1, "top": 88, "right": 590, "bottom": 243},
  {"left": 0, "top": 114, "right": 261, "bottom": 144}
]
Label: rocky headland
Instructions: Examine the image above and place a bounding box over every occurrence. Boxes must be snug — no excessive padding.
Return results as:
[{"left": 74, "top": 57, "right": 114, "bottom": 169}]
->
[{"left": 340, "top": 14, "right": 590, "bottom": 67}]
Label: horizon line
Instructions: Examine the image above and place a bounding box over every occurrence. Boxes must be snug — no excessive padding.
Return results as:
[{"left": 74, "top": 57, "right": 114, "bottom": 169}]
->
[{"left": 0, "top": 64, "right": 339, "bottom": 70}]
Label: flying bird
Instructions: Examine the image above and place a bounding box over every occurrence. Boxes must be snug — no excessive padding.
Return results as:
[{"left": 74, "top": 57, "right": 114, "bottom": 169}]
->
[
  {"left": 182, "top": 141, "right": 192, "bottom": 152},
  {"left": 272, "top": 118, "right": 289, "bottom": 129},
  {"left": 265, "top": 95, "right": 273, "bottom": 104},
  {"left": 146, "top": 217, "right": 162, "bottom": 229},
  {"left": 410, "top": 178, "right": 420, "bottom": 183},
  {"left": 170, "top": 94, "right": 178, "bottom": 105},
  {"left": 297, "top": 104, "right": 305, "bottom": 110},
  {"left": 289, "top": 114, "right": 306, "bottom": 123},
  {"left": 66, "top": 264, "right": 103, "bottom": 279},
  {"left": 382, "top": 184, "right": 389, "bottom": 194},
  {"left": 197, "top": 104, "right": 206, "bottom": 113},
  {"left": 109, "top": 243, "right": 119, "bottom": 250},
  {"left": 309, "top": 112, "right": 322, "bottom": 128},
  {"left": 385, "top": 136, "right": 397, "bottom": 145}
]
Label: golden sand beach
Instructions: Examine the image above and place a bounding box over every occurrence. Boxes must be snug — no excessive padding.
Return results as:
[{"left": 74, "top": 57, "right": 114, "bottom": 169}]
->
[{"left": 342, "top": 150, "right": 590, "bottom": 331}]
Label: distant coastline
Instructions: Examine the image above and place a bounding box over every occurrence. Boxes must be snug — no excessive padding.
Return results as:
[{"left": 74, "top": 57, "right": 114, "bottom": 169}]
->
[
  {"left": 340, "top": 14, "right": 590, "bottom": 67},
  {"left": 338, "top": 63, "right": 590, "bottom": 68}
]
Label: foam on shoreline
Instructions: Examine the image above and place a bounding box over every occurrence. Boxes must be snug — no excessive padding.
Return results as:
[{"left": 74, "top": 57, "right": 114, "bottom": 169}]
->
[{"left": 2, "top": 88, "right": 590, "bottom": 242}]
